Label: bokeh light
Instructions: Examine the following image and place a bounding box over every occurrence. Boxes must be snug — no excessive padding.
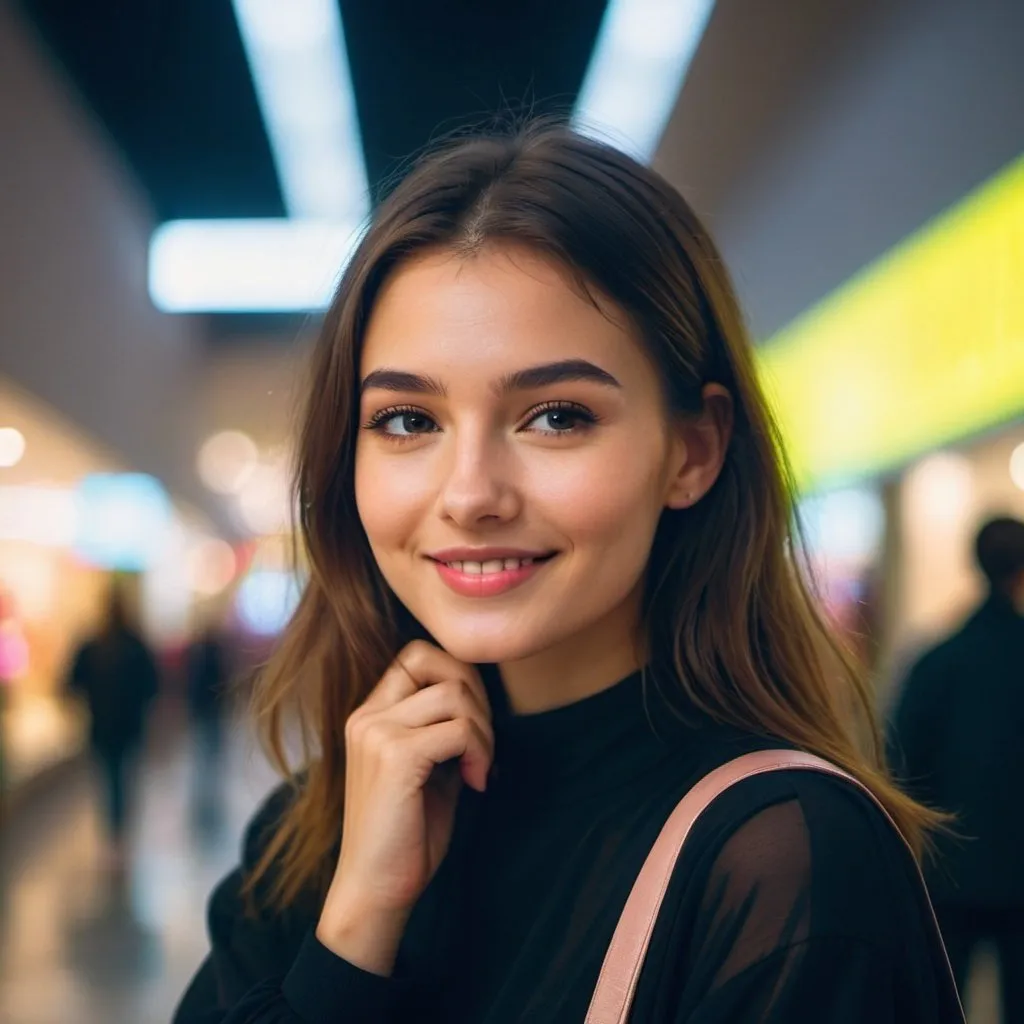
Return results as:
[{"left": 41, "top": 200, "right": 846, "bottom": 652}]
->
[
  {"left": 236, "top": 458, "right": 292, "bottom": 535},
  {"left": 798, "top": 486, "right": 886, "bottom": 563},
  {"left": 0, "top": 485, "right": 78, "bottom": 546},
  {"left": 904, "top": 451, "right": 975, "bottom": 528},
  {"left": 74, "top": 473, "right": 173, "bottom": 571},
  {"left": 236, "top": 569, "right": 302, "bottom": 635},
  {"left": 1010, "top": 442, "right": 1024, "bottom": 492},
  {"left": 197, "top": 430, "right": 259, "bottom": 495},
  {"left": 187, "top": 537, "right": 238, "bottom": 596},
  {"left": 0, "top": 427, "right": 27, "bottom": 468},
  {"left": 0, "top": 616, "right": 30, "bottom": 680}
]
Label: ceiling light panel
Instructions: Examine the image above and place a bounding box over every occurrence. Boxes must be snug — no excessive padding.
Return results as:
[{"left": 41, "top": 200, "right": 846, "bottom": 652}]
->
[
  {"left": 574, "top": 0, "right": 716, "bottom": 161},
  {"left": 149, "top": 219, "right": 364, "bottom": 312},
  {"left": 231, "top": 0, "right": 369, "bottom": 220}
]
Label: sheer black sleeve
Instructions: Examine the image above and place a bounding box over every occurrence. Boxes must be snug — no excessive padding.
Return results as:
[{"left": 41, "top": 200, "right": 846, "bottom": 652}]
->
[
  {"left": 173, "top": 784, "right": 413, "bottom": 1023},
  {"left": 646, "top": 771, "right": 962, "bottom": 1022}
]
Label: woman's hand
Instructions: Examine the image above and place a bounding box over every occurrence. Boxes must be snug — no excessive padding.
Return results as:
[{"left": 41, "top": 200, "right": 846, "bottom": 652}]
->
[{"left": 316, "top": 641, "right": 493, "bottom": 974}]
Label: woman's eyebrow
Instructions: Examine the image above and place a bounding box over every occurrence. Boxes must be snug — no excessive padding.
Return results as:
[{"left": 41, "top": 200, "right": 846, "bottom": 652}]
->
[
  {"left": 495, "top": 359, "right": 621, "bottom": 394},
  {"left": 360, "top": 368, "right": 447, "bottom": 396},
  {"left": 360, "top": 359, "right": 621, "bottom": 397}
]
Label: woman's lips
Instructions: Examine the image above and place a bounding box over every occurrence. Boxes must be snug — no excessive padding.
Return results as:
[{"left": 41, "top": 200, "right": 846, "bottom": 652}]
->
[{"left": 431, "top": 554, "right": 555, "bottom": 597}]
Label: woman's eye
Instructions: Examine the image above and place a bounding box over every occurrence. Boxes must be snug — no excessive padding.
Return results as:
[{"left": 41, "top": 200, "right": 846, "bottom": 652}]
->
[
  {"left": 370, "top": 409, "right": 437, "bottom": 437},
  {"left": 524, "top": 404, "right": 596, "bottom": 435},
  {"left": 366, "top": 403, "right": 596, "bottom": 439}
]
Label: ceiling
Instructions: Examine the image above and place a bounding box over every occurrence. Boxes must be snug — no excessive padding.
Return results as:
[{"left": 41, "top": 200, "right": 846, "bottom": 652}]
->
[
  {"left": 10, "top": 0, "right": 1021, "bottom": 523},
  {"left": 19, "top": 0, "right": 609, "bottom": 220},
  {"left": 18, "top": 0, "right": 1021, "bottom": 345}
]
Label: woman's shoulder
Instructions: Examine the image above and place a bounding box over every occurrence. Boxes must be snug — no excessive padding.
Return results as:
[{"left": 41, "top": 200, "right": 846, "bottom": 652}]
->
[
  {"left": 644, "top": 748, "right": 960, "bottom": 1020},
  {"left": 208, "top": 781, "right": 293, "bottom": 907},
  {"left": 240, "top": 779, "right": 301, "bottom": 870},
  {"left": 691, "top": 762, "right": 910, "bottom": 873},
  {"left": 208, "top": 778, "right": 318, "bottom": 939},
  {"left": 198, "top": 780, "right": 322, "bottom": 1005},
  {"left": 679, "top": 732, "right": 910, "bottom": 863},
  {"left": 677, "top": 753, "right": 928, "bottom": 950}
]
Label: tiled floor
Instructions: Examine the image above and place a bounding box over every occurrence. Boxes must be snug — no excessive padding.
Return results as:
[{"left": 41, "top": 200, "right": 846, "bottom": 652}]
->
[
  {"left": 0, "top": 719, "right": 1004, "bottom": 1023},
  {"left": 0, "top": 718, "right": 277, "bottom": 1024}
]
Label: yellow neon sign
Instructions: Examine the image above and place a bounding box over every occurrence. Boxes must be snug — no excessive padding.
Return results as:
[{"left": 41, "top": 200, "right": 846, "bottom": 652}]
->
[{"left": 759, "top": 153, "right": 1024, "bottom": 489}]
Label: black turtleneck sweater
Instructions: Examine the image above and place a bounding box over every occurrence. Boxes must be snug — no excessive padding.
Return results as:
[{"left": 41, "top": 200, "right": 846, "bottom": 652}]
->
[{"left": 175, "top": 669, "right": 962, "bottom": 1022}]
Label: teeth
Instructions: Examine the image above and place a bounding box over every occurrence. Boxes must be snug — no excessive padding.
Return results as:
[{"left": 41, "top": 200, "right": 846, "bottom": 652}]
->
[{"left": 445, "top": 557, "right": 541, "bottom": 573}]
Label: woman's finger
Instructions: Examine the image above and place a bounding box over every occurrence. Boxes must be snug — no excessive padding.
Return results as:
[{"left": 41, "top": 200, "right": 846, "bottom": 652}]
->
[{"left": 359, "top": 640, "right": 488, "bottom": 717}]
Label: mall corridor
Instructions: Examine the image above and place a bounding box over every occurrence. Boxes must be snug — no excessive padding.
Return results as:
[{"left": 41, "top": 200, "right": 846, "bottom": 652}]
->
[{"left": 0, "top": 719, "right": 278, "bottom": 1024}]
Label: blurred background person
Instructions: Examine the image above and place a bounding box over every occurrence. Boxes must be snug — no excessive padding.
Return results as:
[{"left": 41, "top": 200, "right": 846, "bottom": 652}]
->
[
  {"left": 184, "top": 612, "right": 232, "bottom": 833},
  {"left": 66, "top": 576, "right": 160, "bottom": 873},
  {"left": 890, "top": 516, "right": 1024, "bottom": 1019}
]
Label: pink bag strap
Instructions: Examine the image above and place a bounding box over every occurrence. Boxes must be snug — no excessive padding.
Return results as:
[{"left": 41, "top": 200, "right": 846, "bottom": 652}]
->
[{"left": 584, "top": 749, "right": 966, "bottom": 1024}]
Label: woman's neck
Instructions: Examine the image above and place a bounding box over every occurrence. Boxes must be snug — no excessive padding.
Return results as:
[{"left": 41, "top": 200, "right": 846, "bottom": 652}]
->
[{"left": 496, "top": 591, "right": 644, "bottom": 715}]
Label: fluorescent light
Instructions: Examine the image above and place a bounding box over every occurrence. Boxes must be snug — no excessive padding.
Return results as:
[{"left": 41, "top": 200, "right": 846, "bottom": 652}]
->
[
  {"left": 149, "top": 219, "right": 364, "bottom": 312},
  {"left": 574, "top": 0, "right": 716, "bottom": 161},
  {"left": 231, "top": 0, "right": 368, "bottom": 219},
  {"left": 160, "top": 0, "right": 714, "bottom": 313},
  {"left": 149, "top": 1, "right": 369, "bottom": 312}
]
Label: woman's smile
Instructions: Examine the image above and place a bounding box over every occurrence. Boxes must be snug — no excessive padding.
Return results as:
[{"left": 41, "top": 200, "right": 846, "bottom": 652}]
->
[{"left": 427, "top": 549, "right": 559, "bottom": 598}]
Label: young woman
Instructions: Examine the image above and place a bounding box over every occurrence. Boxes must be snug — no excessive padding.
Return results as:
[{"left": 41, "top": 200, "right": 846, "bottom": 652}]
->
[{"left": 174, "top": 123, "right": 963, "bottom": 1022}]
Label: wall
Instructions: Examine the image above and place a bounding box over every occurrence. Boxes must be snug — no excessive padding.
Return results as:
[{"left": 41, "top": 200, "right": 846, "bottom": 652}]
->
[
  {"left": 0, "top": 1, "right": 213, "bottom": 518},
  {"left": 199, "top": 337, "right": 313, "bottom": 454}
]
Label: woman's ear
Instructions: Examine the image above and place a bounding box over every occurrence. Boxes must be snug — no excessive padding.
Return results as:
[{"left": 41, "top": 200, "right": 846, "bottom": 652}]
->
[{"left": 665, "top": 384, "right": 734, "bottom": 509}]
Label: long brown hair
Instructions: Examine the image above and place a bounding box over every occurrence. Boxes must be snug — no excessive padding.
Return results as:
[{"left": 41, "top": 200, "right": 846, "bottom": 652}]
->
[{"left": 248, "top": 121, "right": 941, "bottom": 909}]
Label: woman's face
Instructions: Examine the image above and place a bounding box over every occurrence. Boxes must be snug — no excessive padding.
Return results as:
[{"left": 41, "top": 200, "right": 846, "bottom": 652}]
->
[{"left": 355, "top": 245, "right": 706, "bottom": 667}]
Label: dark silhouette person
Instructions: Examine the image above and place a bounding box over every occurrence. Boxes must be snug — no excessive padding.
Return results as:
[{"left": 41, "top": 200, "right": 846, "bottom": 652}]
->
[
  {"left": 68, "top": 580, "right": 159, "bottom": 872},
  {"left": 185, "top": 622, "right": 231, "bottom": 831},
  {"left": 891, "top": 515, "right": 1024, "bottom": 1017}
]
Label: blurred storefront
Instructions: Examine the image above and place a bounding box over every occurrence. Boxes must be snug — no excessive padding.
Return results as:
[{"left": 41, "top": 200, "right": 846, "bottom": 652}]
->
[
  {"left": 0, "top": 377, "right": 239, "bottom": 805},
  {"left": 1, "top": 378, "right": 116, "bottom": 796},
  {"left": 892, "top": 424, "right": 1024, "bottom": 661},
  {"left": 765, "top": 153, "right": 1024, "bottom": 685}
]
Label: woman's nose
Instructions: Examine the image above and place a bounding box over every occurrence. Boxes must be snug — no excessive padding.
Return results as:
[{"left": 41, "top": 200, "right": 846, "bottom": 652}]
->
[{"left": 436, "top": 439, "right": 521, "bottom": 527}]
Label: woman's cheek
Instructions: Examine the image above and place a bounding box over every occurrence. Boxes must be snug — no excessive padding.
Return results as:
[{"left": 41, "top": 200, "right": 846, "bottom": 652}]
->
[
  {"left": 355, "top": 454, "right": 432, "bottom": 545},
  {"left": 529, "top": 448, "right": 662, "bottom": 542}
]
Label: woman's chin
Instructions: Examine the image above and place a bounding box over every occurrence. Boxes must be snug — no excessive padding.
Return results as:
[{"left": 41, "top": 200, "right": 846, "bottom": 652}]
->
[{"left": 424, "top": 624, "right": 545, "bottom": 668}]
